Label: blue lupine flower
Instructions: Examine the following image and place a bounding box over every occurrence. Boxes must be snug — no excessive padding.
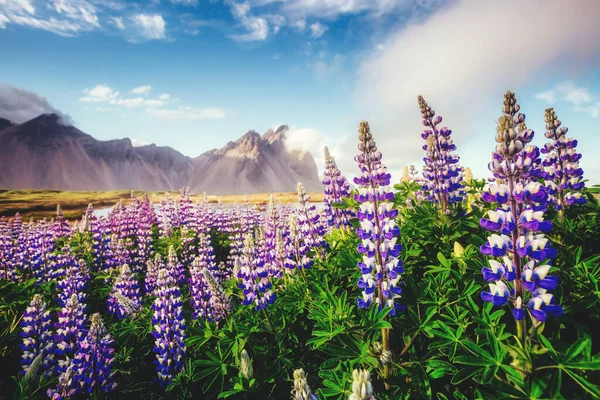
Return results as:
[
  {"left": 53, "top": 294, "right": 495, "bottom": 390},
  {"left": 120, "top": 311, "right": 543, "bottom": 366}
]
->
[
  {"left": 21, "top": 294, "right": 55, "bottom": 375},
  {"left": 152, "top": 269, "right": 187, "bottom": 386},
  {"left": 71, "top": 313, "right": 116, "bottom": 394},
  {"left": 322, "top": 146, "right": 353, "bottom": 230},
  {"left": 480, "top": 91, "right": 562, "bottom": 330},
  {"left": 541, "top": 108, "right": 586, "bottom": 210},
  {"left": 54, "top": 294, "right": 86, "bottom": 374},
  {"left": 237, "top": 233, "right": 277, "bottom": 310},
  {"left": 107, "top": 264, "right": 141, "bottom": 319},
  {"left": 353, "top": 121, "right": 404, "bottom": 316},
  {"left": 418, "top": 96, "right": 465, "bottom": 212}
]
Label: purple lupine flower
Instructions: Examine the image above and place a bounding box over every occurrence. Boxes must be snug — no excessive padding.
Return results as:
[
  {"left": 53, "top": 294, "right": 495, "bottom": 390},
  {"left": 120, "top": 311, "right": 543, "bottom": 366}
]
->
[
  {"left": 226, "top": 202, "right": 245, "bottom": 270},
  {"left": 167, "top": 245, "right": 186, "bottom": 284},
  {"left": 152, "top": 269, "right": 187, "bottom": 386},
  {"left": 189, "top": 256, "right": 211, "bottom": 320},
  {"left": 480, "top": 91, "right": 562, "bottom": 328},
  {"left": 71, "top": 313, "right": 117, "bottom": 395},
  {"left": 541, "top": 108, "right": 586, "bottom": 211},
  {"left": 353, "top": 121, "right": 404, "bottom": 316},
  {"left": 181, "top": 226, "right": 198, "bottom": 267},
  {"left": 237, "top": 233, "right": 276, "bottom": 310},
  {"left": 52, "top": 205, "right": 71, "bottom": 238},
  {"left": 47, "top": 360, "right": 78, "bottom": 399},
  {"left": 0, "top": 225, "right": 16, "bottom": 281},
  {"left": 21, "top": 294, "right": 55, "bottom": 375},
  {"left": 322, "top": 146, "right": 353, "bottom": 230},
  {"left": 54, "top": 294, "right": 86, "bottom": 374},
  {"left": 284, "top": 215, "right": 313, "bottom": 271},
  {"left": 202, "top": 267, "right": 232, "bottom": 323},
  {"left": 179, "top": 187, "right": 196, "bottom": 228},
  {"left": 56, "top": 257, "right": 88, "bottom": 307},
  {"left": 11, "top": 212, "right": 23, "bottom": 239},
  {"left": 145, "top": 254, "right": 161, "bottom": 295},
  {"left": 418, "top": 96, "right": 465, "bottom": 212},
  {"left": 296, "top": 182, "right": 327, "bottom": 260},
  {"left": 107, "top": 264, "right": 141, "bottom": 319}
]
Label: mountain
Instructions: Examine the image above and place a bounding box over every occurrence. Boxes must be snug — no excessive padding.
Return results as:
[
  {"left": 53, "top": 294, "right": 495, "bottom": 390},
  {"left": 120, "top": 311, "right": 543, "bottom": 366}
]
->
[{"left": 0, "top": 113, "right": 321, "bottom": 194}]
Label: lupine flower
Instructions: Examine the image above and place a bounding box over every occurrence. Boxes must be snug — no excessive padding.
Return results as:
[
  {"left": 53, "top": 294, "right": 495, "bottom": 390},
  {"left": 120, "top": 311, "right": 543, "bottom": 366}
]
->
[
  {"left": 541, "top": 108, "right": 586, "bottom": 211},
  {"left": 353, "top": 121, "right": 404, "bottom": 316},
  {"left": 322, "top": 146, "right": 353, "bottom": 230},
  {"left": 107, "top": 264, "right": 141, "bottom": 319},
  {"left": 52, "top": 205, "right": 72, "bottom": 238},
  {"left": 54, "top": 294, "right": 86, "bottom": 373},
  {"left": 152, "top": 269, "right": 187, "bottom": 386},
  {"left": 296, "top": 182, "right": 327, "bottom": 260},
  {"left": 348, "top": 369, "right": 375, "bottom": 400},
  {"left": 189, "top": 256, "right": 211, "bottom": 320},
  {"left": 145, "top": 254, "right": 162, "bottom": 295},
  {"left": 181, "top": 227, "right": 198, "bottom": 267},
  {"left": 418, "top": 96, "right": 465, "bottom": 212},
  {"left": 285, "top": 215, "right": 313, "bottom": 271},
  {"left": 237, "top": 233, "right": 276, "bottom": 310},
  {"left": 480, "top": 91, "right": 561, "bottom": 330},
  {"left": 370, "top": 342, "right": 392, "bottom": 366},
  {"left": 240, "top": 349, "right": 253, "bottom": 380},
  {"left": 167, "top": 245, "right": 186, "bottom": 284},
  {"left": 291, "top": 368, "right": 318, "bottom": 400},
  {"left": 21, "top": 294, "right": 54, "bottom": 375},
  {"left": 203, "top": 267, "right": 232, "bottom": 323},
  {"left": 47, "top": 360, "right": 78, "bottom": 399},
  {"left": 56, "top": 257, "right": 88, "bottom": 307},
  {"left": 71, "top": 313, "right": 117, "bottom": 394}
]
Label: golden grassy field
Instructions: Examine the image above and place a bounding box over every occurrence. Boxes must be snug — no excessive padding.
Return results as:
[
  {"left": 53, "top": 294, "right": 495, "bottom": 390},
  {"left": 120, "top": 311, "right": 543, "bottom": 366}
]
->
[{"left": 0, "top": 189, "right": 324, "bottom": 219}]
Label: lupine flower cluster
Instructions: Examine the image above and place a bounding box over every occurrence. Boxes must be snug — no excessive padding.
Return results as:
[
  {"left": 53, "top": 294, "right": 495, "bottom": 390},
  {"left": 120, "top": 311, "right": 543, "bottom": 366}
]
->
[
  {"left": 152, "top": 269, "right": 187, "bottom": 386},
  {"left": 322, "top": 146, "right": 352, "bottom": 230},
  {"left": 480, "top": 91, "right": 562, "bottom": 328},
  {"left": 349, "top": 369, "right": 375, "bottom": 400},
  {"left": 284, "top": 215, "right": 313, "bottom": 271},
  {"left": 20, "top": 294, "right": 54, "bottom": 375},
  {"left": 54, "top": 294, "right": 86, "bottom": 373},
  {"left": 541, "top": 108, "right": 586, "bottom": 210},
  {"left": 237, "top": 233, "right": 277, "bottom": 310},
  {"left": 353, "top": 121, "right": 404, "bottom": 316},
  {"left": 167, "top": 245, "right": 187, "bottom": 285},
  {"left": 70, "top": 313, "right": 117, "bottom": 395},
  {"left": 291, "top": 368, "right": 318, "bottom": 400},
  {"left": 296, "top": 182, "right": 327, "bottom": 260},
  {"left": 418, "top": 96, "right": 465, "bottom": 212},
  {"left": 107, "top": 264, "right": 141, "bottom": 319}
]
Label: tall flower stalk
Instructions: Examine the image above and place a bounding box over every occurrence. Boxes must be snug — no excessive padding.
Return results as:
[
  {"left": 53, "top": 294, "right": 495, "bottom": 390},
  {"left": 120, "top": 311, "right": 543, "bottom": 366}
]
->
[
  {"left": 480, "top": 91, "right": 562, "bottom": 345},
  {"left": 20, "top": 294, "right": 54, "bottom": 375},
  {"left": 152, "top": 269, "right": 187, "bottom": 386},
  {"left": 418, "top": 96, "right": 465, "bottom": 212},
  {"left": 353, "top": 121, "right": 403, "bottom": 387},
  {"left": 322, "top": 146, "right": 352, "bottom": 230},
  {"left": 541, "top": 107, "right": 586, "bottom": 217},
  {"left": 296, "top": 182, "right": 327, "bottom": 260}
]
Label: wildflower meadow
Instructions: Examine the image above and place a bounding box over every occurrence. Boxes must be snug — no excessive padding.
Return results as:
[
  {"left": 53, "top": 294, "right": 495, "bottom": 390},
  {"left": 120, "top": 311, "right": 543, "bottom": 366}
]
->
[{"left": 1, "top": 91, "right": 599, "bottom": 399}]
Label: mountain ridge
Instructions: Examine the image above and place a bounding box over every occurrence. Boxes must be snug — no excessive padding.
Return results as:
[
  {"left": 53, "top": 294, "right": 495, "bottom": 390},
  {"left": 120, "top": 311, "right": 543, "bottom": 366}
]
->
[{"left": 0, "top": 113, "right": 321, "bottom": 194}]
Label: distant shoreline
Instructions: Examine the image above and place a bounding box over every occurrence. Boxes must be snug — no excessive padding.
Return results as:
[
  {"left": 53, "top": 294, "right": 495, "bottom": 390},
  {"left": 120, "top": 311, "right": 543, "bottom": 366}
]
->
[{"left": 0, "top": 189, "right": 324, "bottom": 220}]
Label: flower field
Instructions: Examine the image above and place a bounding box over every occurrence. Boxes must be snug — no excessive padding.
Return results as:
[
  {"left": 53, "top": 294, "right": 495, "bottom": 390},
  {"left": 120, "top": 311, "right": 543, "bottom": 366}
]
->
[{"left": 1, "top": 91, "right": 599, "bottom": 399}]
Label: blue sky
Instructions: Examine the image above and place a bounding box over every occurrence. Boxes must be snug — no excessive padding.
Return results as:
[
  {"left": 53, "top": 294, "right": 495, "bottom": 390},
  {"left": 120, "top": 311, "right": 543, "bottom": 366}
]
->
[{"left": 1, "top": 0, "right": 599, "bottom": 183}]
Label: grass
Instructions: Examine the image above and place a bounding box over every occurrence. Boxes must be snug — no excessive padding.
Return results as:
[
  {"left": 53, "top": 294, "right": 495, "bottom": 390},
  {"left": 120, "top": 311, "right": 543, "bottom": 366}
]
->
[{"left": 0, "top": 189, "right": 324, "bottom": 219}]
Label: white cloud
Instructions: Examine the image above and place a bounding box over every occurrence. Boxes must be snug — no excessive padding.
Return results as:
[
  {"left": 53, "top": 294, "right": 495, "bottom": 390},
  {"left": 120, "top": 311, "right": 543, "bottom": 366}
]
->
[
  {"left": 130, "top": 85, "right": 152, "bottom": 95},
  {"left": 79, "top": 84, "right": 120, "bottom": 102},
  {"left": 130, "top": 138, "right": 151, "bottom": 146},
  {"left": 291, "top": 18, "right": 305, "bottom": 31},
  {"left": 0, "top": 13, "right": 9, "bottom": 28},
  {"left": 158, "top": 93, "right": 170, "bottom": 100},
  {"left": 309, "top": 22, "right": 327, "bottom": 38},
  {"left": 109, "top": 97, "right": 145, "bottom": 107},
  {"left": 357, "top": 0, "right": 600, "bottom": 171},
  {"left": 574, "top": 102, "right": 600, "bottom": 118},
  {"left": 110, "top": 16, "right": 124, "bottom": 30},
  {"left": 146, "top": 106, "right": 228, "bottom": 120},
  {"left": 169, "top": 0, "right": 199, "bottom": 5},
  {"left": 49, "top": 0, "right": 100, "bottom": 28},
  {"left": 535, "top": 90, "right": 556, "bottom": 104},
  {"left": 228, "top": 1, "right": 269, "bottom": 42},
  {"left": 558, "top": 81, "right": 593, "bottom": 105},
  {"left": 0, "top": 0, "right": 101, "bottom": 36},
  {"left": 131, "top": 14, "right": 166, "bottom": 40}
]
